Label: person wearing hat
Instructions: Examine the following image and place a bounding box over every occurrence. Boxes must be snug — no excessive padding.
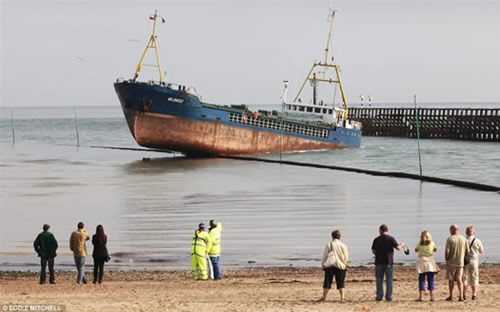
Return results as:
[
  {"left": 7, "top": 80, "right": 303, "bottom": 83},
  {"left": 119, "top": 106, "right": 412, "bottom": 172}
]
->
[
  {"left": 34, "top": 224, "right": 58, "bottom": 284},
  {"left": 191, "top": 222, "right": 212, "bottom": 280}
]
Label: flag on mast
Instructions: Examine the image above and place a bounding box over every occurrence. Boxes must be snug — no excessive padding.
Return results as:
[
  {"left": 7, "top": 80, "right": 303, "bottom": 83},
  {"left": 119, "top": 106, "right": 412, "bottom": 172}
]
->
[{"left": 149, "top": 15, "right": 166, "bottom": 23}]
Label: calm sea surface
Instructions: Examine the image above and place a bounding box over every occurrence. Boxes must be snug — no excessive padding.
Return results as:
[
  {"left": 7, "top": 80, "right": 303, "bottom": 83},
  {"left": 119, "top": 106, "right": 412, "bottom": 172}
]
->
[{"left": 0, "top": 105, "right": 499, "bottom": 271}]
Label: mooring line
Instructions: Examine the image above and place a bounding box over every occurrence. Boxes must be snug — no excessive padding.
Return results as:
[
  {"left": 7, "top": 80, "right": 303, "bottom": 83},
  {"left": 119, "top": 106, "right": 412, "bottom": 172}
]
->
[
  {"left": 90, "top": 145, "right": 175, "bottom": 153},
  {"left": 88, "top": 146, "right": 499, "bottom": 193},
  {"left": 218, "top": 155, "right": 500, "bottom": 193}
]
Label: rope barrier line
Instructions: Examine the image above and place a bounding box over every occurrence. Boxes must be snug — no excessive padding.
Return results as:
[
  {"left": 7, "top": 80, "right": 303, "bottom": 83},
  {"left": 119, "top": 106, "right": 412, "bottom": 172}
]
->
[
  {"left": 88, "top": 146, "right": 499, "bottom": 193},
  {"left": 218, "top": 155, "right": 500, "bottom": 193},
  {"left": 90, "top": 145, "right": 175, "bottom": 153}
]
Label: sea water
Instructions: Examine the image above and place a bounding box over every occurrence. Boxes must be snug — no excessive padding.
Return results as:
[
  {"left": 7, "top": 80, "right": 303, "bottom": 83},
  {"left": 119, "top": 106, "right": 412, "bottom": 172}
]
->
[{"left": 0, "top": 106, "right": 499, "bottom": 271}]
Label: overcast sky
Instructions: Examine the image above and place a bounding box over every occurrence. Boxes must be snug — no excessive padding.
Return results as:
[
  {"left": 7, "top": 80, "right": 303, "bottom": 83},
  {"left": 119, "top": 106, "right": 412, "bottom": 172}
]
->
[{"left": 1, "top": 0, "right": 499, "bottom": 107}]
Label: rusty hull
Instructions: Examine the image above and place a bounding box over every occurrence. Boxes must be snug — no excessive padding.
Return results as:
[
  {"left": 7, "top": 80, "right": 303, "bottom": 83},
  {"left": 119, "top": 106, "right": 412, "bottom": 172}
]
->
[{"left": 124, "top": 110, "right": 345, "bottom": 156}]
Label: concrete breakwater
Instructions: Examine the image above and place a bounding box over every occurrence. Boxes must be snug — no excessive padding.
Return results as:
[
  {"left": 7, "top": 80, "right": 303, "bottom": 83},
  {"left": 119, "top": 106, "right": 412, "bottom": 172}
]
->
[{"left": 349, "top": 107, "right": 500, "bottom": 141}]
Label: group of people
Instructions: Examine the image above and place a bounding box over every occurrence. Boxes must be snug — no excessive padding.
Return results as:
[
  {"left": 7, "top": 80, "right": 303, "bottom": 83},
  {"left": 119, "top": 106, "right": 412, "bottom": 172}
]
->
[
  {"left": 191, "top": 220, "right": 223, "bottom": 280},
  {"left": 34, "top": 219, "right": 223, "bottom": 285},
  {"left": 33, "top": 222, "right": 109, "bottom": 285},
  {"left": 34, "top": 219, "right": 485, "bottom": 303},
  {"left": 320, "top": 224, "right": 484, "bottom": 302}
]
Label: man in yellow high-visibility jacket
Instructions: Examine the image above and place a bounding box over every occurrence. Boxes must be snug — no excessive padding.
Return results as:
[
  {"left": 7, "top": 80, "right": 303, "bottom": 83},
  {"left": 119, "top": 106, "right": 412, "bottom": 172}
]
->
[
  {"left": 208, "top": 220, "right": 222, "bottom": 280},
  {"left": 191, "top": 223, "right": 212, "bottom": 280}
]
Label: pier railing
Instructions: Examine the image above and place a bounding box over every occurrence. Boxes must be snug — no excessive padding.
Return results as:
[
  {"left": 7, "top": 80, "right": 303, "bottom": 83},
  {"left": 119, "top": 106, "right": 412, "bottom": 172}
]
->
[{"left": 349, "top": 107, "right": 500, "bottom": 141}]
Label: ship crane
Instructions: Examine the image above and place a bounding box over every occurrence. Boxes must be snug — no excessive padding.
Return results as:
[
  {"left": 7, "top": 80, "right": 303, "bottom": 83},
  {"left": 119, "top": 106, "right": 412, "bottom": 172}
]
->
[
  {"left": 292, "top": 8, "right": 349, "bottom": 120},
  {"left": 133, "top": 10, "right": 165, "bottom": 83}
]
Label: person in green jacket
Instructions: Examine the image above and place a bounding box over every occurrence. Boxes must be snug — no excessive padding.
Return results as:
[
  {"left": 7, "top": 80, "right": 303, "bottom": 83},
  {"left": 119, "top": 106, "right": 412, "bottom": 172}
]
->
[{"left": 34, "top": 224, "right": 58, "bottom": 284}]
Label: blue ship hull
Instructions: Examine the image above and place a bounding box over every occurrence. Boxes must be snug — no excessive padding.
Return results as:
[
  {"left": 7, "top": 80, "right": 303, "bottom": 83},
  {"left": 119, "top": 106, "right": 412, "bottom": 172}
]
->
[{"left": 114, "top": 80, "right": 361, "bottom": 155}]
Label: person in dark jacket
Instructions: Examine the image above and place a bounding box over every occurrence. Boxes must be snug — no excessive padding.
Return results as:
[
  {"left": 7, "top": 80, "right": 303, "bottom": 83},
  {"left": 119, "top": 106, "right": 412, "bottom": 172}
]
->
[
  {"left": 34, "top": 224, "right": 58, "bottom": 284},
  {"left": 92, "top": 224, "right": 109, "bottom": 284}
]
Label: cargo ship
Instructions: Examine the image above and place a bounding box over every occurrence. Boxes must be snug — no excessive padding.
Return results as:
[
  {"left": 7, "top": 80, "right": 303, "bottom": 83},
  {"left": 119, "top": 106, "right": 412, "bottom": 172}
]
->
[{"left": 114, "top": 10, "right": 361, "bottom": 156}]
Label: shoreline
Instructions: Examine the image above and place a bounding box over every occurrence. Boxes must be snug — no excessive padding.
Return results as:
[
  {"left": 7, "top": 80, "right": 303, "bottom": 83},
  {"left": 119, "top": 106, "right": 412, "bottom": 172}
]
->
[
  {"left": 2, "top": 262, "right": 500, "bottom": 274},
  {"left": 2, "top": 260, "right": 500, "bottom": 273},
  {"left": 2, "top": 265, "right": 499, "bottom": 311},
  {"left": 3, "top": 252, "right": 500, "bottom": 272}
]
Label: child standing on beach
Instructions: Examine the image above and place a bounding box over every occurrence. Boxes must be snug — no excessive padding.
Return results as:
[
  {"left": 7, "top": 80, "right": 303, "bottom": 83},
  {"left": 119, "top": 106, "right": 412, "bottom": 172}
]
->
[{"left": 415, "top": 230, "right": 439, "bottom": 301}]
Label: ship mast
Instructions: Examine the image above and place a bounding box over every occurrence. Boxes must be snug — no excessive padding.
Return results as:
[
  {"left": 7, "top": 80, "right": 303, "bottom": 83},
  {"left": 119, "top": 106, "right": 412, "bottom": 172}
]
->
[
  {"left": 133, "top": 10, "right": 164, "bottom": 83},
  {"left": 322, "top": 9, "right": 336, "bottom": 79},
  {"left": 293, "top": 9, "right": 349, "bottom": 120}
]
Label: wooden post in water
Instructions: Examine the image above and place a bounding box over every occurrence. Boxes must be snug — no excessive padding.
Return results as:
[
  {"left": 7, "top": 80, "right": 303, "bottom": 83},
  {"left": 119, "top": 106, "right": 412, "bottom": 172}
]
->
[
  {"left": 10, "top": 109, "right": 15, "bottom": 144},
  {"left": 414, "top": 95, "right": 422, "bottom": 178},
  {"left": 280, "top": 102, "right": 284, "bottom": 162},
  {"left": 280, "top": 81, "right": 288, "bottom": 162},
  {"left": 74, "top": 107, "right": 80, "bottom": 147}
]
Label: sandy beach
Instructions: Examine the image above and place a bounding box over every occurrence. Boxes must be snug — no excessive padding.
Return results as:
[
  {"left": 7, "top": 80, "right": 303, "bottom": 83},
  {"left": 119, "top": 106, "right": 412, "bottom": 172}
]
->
[{"left": 1, "top": 265, "right": 500, "bottom": 312}]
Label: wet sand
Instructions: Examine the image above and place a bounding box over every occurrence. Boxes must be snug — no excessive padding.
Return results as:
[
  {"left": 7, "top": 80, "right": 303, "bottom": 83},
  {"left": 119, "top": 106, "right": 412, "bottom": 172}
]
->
[{"left": 1, "top": 265, "right": 499, "bottom": 312}]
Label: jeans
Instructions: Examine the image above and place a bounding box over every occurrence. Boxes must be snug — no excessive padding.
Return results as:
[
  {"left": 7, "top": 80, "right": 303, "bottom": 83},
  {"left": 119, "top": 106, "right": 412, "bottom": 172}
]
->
[
  {"left": 210, "top": 256, "right": 221, "bottom": 279},
  {"left": 375, "top": 264, "right": 394, "bottom": 300},
  {"left": 74, "top": 256, "right": 87, "bottom": 284},
  {"left": 40, "top": 256, "right": 55, "bottom": 284},
  {"left": 419, "top": 272, "right": 435, "bottom": 291}
]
